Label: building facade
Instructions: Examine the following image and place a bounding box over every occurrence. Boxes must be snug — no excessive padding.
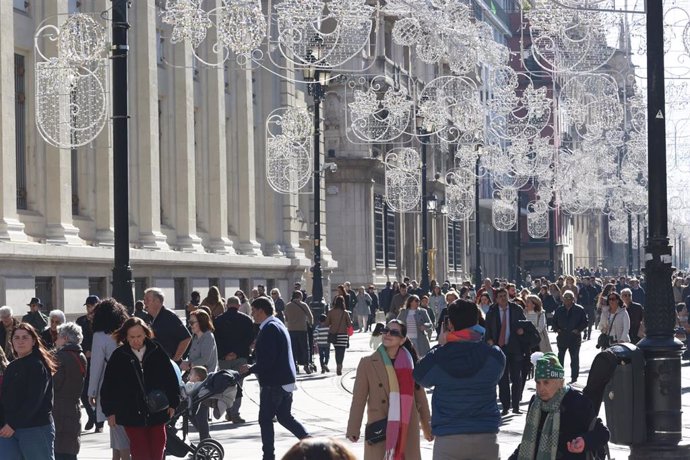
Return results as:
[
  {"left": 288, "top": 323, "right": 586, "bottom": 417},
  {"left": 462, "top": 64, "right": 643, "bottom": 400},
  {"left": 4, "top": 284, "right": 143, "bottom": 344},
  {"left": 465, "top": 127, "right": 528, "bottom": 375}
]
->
[{"left": 0, "top": 0, "right": 338, "bottom": 315}]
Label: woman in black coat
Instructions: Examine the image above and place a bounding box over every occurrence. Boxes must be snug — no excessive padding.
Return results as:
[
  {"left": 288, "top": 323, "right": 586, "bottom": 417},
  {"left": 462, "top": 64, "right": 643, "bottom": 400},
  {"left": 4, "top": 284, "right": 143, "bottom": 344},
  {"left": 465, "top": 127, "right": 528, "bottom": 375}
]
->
[
  {"left": 0, "top": 323, "right": 58, "bottom": 458},
  {"left": 100, "top": 317, "right": 180, "bottom": 460}
]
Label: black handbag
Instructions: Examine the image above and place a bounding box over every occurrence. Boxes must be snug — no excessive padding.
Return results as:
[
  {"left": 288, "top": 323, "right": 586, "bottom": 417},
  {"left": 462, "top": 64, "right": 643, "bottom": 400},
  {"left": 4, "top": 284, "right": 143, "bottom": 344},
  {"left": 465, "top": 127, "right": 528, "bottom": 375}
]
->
[
  {"left": 596, "top": 333, "right": 611, "bottom": 349},
  {"left": 131, "top": 359, "right": 170, "bottom": 414},
  {"left": 364, "top": 418, "right": 387, "bottom": 445}
]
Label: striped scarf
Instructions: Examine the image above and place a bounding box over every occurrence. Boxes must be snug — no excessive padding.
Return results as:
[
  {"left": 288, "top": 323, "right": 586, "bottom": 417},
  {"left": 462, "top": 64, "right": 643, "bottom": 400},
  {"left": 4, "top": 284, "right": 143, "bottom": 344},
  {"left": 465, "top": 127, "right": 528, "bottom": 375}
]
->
[{"left": 378, "top": 345, "right": 414, "bottom": 460}]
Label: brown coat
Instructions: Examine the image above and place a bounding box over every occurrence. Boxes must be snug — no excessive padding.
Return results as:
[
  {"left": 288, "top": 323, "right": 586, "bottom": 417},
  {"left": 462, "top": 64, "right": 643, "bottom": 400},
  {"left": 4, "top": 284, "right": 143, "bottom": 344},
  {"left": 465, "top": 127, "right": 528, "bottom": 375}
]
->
[
  {"left": 201, "top": 299, "right": 225, "bottom": 318},
  {"left": 346, "top": 351, "right": 431, "bottom": 460},
  {"left": 326, "top": 308, "right": 352, "bottom": 334},
  {"left": 54, "top": 344, "right": 87, "bottom": 455}
]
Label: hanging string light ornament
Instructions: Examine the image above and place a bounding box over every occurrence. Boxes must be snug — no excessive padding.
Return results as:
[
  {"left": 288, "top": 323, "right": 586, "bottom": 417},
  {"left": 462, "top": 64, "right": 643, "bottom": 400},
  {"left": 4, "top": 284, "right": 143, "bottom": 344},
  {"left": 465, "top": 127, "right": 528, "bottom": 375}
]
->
[
  {"left": 265, "top": 106, "right": 313, "bottom": 194},
  {"left": 384, "top": 0, "right": 509, "bottom": 76},
  {"left": 161, "top": 0, "right": 267, "bottom": 64},
  {"left": 271, "top": 0, "right": 374, "bottom": 69},
  {"left": 346, "top": 75, "right": 413, "bottom": 143},
  {"left": 384, "top": 148, "right": 422, "bottom": 213},
  {"left": 524, "top": 0, "right": 620, "bottom": 73},
  {"left": 445, "top": 168, "right": 476, "bottom": 222},
  {"left": 35, "top": 13, "right": 109, "bottom": 149}
]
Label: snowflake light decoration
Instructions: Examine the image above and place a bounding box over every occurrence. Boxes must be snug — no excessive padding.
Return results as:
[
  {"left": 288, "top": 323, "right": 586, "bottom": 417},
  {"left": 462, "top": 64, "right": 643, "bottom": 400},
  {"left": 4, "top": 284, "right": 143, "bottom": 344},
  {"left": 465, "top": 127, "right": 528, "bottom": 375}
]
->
[
  {"left": 265, "top": 107, "right": 313, "bottom": 194},
  {"left": 347, "top": 76, "right": 412, "bottom": 143},
  {"left": 384, "top": 148, "right": 421, "bottom": 213}
]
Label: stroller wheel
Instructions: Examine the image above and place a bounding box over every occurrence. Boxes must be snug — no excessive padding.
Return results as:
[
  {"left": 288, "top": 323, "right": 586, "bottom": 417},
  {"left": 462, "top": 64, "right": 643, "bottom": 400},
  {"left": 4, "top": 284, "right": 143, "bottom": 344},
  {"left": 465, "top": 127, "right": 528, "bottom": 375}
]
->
[{"left": 194, "top": 439, "right": 224, "bottom": 459}]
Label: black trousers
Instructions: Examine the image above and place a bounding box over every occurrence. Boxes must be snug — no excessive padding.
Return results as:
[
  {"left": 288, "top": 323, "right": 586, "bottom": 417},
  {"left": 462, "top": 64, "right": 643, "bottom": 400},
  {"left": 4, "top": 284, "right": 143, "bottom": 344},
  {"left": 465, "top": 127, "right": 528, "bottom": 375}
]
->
[
  {"left": 558, "top": 338, "right": 582, "bottom": 381},
  {"left": 499, "top": 351, "right": 523, "bottom": 411},
  {"left": 334, "top": 346, "right": 346, "bottom": 366},
  {"left": 81, "top": 358, "right": 99, "bottom": 426}
]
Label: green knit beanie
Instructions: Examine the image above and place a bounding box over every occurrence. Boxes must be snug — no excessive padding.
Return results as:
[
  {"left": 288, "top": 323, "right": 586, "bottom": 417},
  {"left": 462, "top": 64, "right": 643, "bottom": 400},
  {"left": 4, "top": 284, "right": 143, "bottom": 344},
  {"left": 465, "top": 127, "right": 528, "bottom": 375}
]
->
[{"left": 534, "top": 352, "right": 565, "bottom": 380}]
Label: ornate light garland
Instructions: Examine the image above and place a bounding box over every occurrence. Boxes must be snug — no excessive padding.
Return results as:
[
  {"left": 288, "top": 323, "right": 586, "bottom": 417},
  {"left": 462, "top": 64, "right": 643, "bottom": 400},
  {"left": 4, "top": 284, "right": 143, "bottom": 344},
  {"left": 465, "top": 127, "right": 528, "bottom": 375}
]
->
[{"left": 265, "top": 106, "right": 313, "bottom": 194}]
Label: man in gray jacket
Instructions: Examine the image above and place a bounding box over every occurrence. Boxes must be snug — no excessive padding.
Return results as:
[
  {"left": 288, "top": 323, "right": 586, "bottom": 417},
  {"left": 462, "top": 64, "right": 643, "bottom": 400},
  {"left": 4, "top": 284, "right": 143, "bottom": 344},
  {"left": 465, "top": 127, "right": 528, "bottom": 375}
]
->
[{"left": 284, "top": 291, "right": 314, "bottom": 374}]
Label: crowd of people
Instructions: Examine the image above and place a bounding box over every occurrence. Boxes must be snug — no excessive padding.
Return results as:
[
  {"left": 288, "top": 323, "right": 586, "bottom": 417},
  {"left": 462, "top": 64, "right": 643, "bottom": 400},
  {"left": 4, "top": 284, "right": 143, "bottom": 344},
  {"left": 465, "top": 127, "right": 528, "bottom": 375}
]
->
[{"left": 0, "top": 270, "right": 687, "bottom": 460}]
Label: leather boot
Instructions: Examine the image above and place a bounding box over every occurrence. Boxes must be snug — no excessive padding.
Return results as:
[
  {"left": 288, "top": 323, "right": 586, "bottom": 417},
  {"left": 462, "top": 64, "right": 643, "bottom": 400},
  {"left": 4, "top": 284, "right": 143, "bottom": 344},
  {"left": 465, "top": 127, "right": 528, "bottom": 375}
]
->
[{"left": 337, "top": 365, "right": 342, "bottom": 376}]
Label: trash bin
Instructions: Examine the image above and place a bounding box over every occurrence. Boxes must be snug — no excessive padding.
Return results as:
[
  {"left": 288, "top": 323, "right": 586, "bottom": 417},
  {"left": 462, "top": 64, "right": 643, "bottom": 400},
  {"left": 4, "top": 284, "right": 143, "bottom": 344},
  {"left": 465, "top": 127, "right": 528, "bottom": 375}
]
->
[{"left": 603, "top": 342, "right": 646, "bottom": 445}]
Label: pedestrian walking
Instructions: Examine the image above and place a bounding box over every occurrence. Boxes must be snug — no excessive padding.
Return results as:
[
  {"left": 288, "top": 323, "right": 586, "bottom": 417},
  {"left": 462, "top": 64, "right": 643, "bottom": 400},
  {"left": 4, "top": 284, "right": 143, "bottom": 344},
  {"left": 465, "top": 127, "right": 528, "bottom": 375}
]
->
[
  {"left": 88, "top": 298, "right": 130, "bottom": 456},
  {"left": 599, "top": 292, "right": 630, "bottom": 347},
  {"left": 326, "top": 296, "right": 353, "bottom": 376},
  {"left": 313, "top": 314, "right": 331, "bottom": 373},
  {"left": 485, "top": 287, "right": 527, "bottom": 415},
  {"left": 54, "top": 322, "right": 87, "bottom": 460},
  {"left": 185, "top": 291, "right": 201, "bottom": 324},
  {"left": 524, "top": 295, "right": 551, "bottom": 353},
  {"left": 366, "top": 286, "right": 379, "bottom": 332},
  {"left": 22, "top": 297, "right": 48, "bottom": 332},
  {"left": 509, "top": 353, "right": 609, "bottom": 460},
  {"left": 477, "top": 292, "right": 492, "bottom": 317},
  {"left": 346, "top": 319, "right": 432, "bottom": 460},
  {"left": 577, "top": 277, "right": 598, "bottom": 341},
  {"left": 0, "top": 306, "right": 20, "bottom": 360},
  {"left": 0, "top": 323, "right": 57, "bottom": 459},
  {"left": 414, "top": 299, "right": 505, "bottom": 460},
  {"left": 235, "top": 290, "right": 252, "bottom": 316},
  {"left": 285, "top": 290, "right": 315, "bottom": 374},
  {"left": 41, "top": 310, "right": 66, "bottom": 349},
  {"left": 595, "top": 284, "right": 616, "bottom": 331},
  {"left": 552, "top": 290, "right": 588, "bottom": 383},
  {"left": 379, "top": 281, "right": 394, "bottom": 316},
  {"left": 180, "top": 310, "right": 218, "bottom": 373},
  {"left": 200, "top": 286, "right": 225, "bottom": 319},
  {"left": 133, "top": 300, "right": 152, "bottom": 324},
  {"left": 76, "top": 296, "right": 98, "bottom": 432},
  {"left": 620, "top": 288, "right": 644, "bottom": 344},
  {"left": 354, "top": 287, "right": 372, "bottom": 332},
  {"left": 239, "top": 297, "right": 310, "bottom": 460},
  {"left": 435, "top": 290, "right": 460, "bottom": 336},
  {"left": 214, "top": 296, "right": 255, "bottom": 424},
  {"left": 144, "top": 288, "right": 191, "bottom": 362},
  {"left": 271, "top": 288, "right": 286, "bottom": 323},
  {"left": 100, "top": 317, "right": 180, "bottom": 460},
  {"left": 388, "top": 284, "right": 410, "bottom": 320},
  {"left": 430, "top": 285, "right": 446, "bottom": 321},
  {"left": 397, "top": 295, "right": 433, "bottom": 357}
]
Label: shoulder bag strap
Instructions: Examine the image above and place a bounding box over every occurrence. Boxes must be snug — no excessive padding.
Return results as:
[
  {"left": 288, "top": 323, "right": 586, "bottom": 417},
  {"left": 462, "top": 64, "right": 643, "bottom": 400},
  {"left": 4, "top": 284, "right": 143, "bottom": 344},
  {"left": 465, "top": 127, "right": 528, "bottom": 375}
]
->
[{"left": 130, "top": 358, "right": 147, "bottom": 395}]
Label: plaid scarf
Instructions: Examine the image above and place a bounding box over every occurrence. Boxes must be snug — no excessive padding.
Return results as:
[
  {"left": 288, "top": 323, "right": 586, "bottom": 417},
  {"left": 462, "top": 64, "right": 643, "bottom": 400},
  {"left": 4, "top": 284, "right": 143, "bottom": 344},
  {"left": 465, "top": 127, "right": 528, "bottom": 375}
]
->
[
  {"left": 378, "top": 345, "right": 414, "bottom": 460},
  {"left": 518, "top": 386, "right": 569, "bottom": 460}
]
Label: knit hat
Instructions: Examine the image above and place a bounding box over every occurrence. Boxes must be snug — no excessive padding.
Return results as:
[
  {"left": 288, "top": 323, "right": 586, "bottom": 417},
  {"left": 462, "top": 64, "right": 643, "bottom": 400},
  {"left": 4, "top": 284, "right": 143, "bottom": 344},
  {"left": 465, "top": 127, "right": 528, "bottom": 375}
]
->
[{"left": 533, "top": 352, "right": 565, "bottom": 380}]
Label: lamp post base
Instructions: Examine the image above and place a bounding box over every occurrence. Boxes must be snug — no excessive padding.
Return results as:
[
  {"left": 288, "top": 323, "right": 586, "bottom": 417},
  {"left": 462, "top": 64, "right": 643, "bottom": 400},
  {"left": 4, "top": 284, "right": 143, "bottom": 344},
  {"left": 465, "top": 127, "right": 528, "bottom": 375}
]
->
[
  {"left": 310, "top": 299, "right": 328, "bottom": 320},
  {"left": 630, "top": 442, "right": 690, "bottom": 459}
]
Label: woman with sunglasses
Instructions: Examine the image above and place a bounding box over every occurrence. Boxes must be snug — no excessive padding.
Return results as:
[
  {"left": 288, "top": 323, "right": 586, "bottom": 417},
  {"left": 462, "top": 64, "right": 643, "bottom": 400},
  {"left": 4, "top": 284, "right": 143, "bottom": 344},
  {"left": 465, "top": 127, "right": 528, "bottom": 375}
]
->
[
  {"left": 346, "top": 319, "right": 432, "bottom": 460},
  {"left": 602, "top": 292, "right": 630, "bottom": 345}
]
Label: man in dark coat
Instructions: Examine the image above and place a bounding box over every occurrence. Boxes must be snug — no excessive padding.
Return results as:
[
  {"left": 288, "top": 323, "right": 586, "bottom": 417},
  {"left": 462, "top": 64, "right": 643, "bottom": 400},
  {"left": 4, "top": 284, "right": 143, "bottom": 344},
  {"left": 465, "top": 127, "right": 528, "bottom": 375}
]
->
[
  {"left": 22, "top": 297, "right": 48, "bottom": 332},
  {"left": 510, "top": 353, "right": 609, "bottom": 460},
  {"left": 621, "top": 288, "right": 644, "bottom": 344},
  {"left": 240, "top": 297, "right": 309, "bottom": 460},
  {"left": 486, "top": 287, "right": 527, "bottom": 415},
  {"left": 553, "top": 290, "right": 588, "bottom": 383},
  {"left": 215, "top": 295, "right": 256, "bottom": 424},
  {"left": 76, "top": 295, "right": 99, "bottom": 431},
  {"left": 577, "top": 277, "right": 599, "bottom": 341},
  {"left": 378, "top": 281, "right": 393, "bottom": 314}
]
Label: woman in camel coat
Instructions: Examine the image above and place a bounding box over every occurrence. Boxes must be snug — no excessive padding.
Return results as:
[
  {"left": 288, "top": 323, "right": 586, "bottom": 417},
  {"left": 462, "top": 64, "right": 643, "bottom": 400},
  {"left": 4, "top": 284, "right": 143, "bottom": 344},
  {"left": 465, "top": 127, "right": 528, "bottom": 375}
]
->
[{"left": 346, "top": 319, "right": 432, "bottom": 460}]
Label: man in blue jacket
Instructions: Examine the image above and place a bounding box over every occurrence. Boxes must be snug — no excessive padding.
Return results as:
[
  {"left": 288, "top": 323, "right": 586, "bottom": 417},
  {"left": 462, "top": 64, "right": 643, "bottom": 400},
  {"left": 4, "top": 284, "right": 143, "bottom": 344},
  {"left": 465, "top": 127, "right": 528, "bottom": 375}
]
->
[
  {"left": 240, "top": 297, "right": 309, "bottom": 460},
  {"left": 414, "top": 299, "right": 506, "bottom": 460}
]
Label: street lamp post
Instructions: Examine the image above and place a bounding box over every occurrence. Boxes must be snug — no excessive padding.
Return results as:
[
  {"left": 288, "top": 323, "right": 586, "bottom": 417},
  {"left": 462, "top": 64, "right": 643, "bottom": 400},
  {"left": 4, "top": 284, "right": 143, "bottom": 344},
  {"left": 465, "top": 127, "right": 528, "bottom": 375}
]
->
[
  {"left": 629, "top": 1, "right": 690, "bottom": 457},
  {"left": 474, "top": 155, "right": 482, "bottom": 291},
  {"left": 111, "top": 0, "right": 134, "bottom": 310},
  {"left": 418, "top": 127, "right": 431, "bottom": 295},
  {"left": 303, "top": 42, "right": 330, "bottom": 317}
]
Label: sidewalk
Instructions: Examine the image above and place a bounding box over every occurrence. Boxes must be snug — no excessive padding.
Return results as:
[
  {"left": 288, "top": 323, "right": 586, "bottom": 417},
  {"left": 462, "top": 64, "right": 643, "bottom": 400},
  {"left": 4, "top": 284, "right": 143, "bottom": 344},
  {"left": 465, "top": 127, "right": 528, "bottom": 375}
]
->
[{"left": 79, "top": 330, "right": 690, "bottom": 459}]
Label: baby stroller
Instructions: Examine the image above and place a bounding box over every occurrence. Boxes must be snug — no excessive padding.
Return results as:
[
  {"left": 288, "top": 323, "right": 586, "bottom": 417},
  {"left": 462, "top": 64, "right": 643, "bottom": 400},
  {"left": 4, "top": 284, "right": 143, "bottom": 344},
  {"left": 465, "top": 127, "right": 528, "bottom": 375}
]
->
[{"left": 165, "top": 369, "right": 240, "bottom": 459}]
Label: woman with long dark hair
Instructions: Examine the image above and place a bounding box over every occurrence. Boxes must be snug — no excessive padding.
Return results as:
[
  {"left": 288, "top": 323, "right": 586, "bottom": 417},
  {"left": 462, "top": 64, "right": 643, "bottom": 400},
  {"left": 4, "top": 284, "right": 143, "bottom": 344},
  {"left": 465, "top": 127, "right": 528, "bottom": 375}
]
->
[
  {"left": 0, "top": 323, "right": 58, "bottom": 458},
  {"left": 88, "top": 298, "right": 130, "bottom": 459},
  {"left": 101, "top": 317, "right": 180, "bottom": 460},
  {"left": 326, "top": 296, "right": 353, "bottom": 376},
  {"left": 346, "top": 319, "right": 432, "bottom": 459},
  {"left": 200, "top": 286, "right": 225, "bottom": 319}
]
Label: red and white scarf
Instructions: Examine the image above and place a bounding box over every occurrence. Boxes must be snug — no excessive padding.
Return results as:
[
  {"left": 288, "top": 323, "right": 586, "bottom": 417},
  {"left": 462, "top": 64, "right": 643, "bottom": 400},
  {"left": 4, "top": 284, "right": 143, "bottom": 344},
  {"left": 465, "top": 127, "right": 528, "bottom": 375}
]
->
[{"left": 378, "top": 345, "right": 415, "bottom": 460}]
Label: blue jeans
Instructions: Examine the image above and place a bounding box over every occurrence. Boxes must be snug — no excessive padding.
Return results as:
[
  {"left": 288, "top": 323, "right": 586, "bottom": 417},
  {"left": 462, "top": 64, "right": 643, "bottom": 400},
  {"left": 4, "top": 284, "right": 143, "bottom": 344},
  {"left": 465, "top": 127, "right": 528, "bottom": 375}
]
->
[
  {"left": 0, "top": 422, "right": 55, "bottom": 460},
  {"left": 258, "top": 386, "right": 309, "bottom": 460},
  {"left": 317, "top": 346, "right": 330, "bottom": 367}
]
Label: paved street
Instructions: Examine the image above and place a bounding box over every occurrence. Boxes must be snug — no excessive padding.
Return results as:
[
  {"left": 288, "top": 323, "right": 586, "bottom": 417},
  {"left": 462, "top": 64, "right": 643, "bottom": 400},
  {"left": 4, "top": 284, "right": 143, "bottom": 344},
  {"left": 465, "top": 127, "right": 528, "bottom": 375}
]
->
[{"left": 80, "top": 330, "right": 690, "bottom": 459}]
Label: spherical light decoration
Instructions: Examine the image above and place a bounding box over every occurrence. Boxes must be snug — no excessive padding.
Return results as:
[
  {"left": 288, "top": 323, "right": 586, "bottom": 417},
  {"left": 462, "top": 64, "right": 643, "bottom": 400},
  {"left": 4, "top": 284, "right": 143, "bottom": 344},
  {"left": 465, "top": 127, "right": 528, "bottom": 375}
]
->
[
  {"left": 58, "top": 14, "right": 107, "bottom": 65},
  {"left": 161, "top": 0, "right": 213, "bottom": 49},
  {"left": 217, "top": 0, "right": 267, "bottom": 55},
  {"left": 392, "top": 17, "right": 423, "bottom": 46}
]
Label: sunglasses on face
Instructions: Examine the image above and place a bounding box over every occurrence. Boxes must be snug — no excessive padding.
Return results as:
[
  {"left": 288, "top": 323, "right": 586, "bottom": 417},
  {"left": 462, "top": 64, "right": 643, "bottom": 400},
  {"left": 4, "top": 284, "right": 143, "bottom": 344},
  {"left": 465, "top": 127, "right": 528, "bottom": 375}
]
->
[{"left": 382, "top": 328, "right": 403, "bottom": 337}]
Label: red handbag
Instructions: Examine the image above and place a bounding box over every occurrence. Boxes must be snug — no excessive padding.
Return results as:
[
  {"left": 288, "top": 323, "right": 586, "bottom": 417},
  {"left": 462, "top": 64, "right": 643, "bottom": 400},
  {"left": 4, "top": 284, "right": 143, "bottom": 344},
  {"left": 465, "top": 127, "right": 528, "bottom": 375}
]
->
[{"left": 347, "top": 325, "right": 354, "bottom": 336}]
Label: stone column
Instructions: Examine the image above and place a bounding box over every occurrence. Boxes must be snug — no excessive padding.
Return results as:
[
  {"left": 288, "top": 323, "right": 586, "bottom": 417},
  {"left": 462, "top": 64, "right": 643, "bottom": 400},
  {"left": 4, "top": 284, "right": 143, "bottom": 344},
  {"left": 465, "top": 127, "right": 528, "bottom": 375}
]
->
[
  {"left": 171, "top": 37, "right": 203, "bottom": 251},
  {"left": 44, "top": 0, "right": 82, "bottom": 245},
  {"left": 131, "top": 0, "right": 168, "bottom": 250},
  {"left": 229, "top": 60, "right": 261, "bottom": 255},
  {"left": 0, "top": 1, "right": 26, "bottom": 241},
  {"left": 203, "top": 5, "right": 233, "bottom": 254}
]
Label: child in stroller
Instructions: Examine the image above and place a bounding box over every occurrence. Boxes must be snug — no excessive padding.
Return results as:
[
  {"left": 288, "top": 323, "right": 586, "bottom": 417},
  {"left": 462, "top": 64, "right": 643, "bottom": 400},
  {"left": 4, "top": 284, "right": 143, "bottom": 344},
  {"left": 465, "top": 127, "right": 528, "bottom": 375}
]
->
[{"left": 165, "top": 369, "right": 240, "bottom": 459}]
